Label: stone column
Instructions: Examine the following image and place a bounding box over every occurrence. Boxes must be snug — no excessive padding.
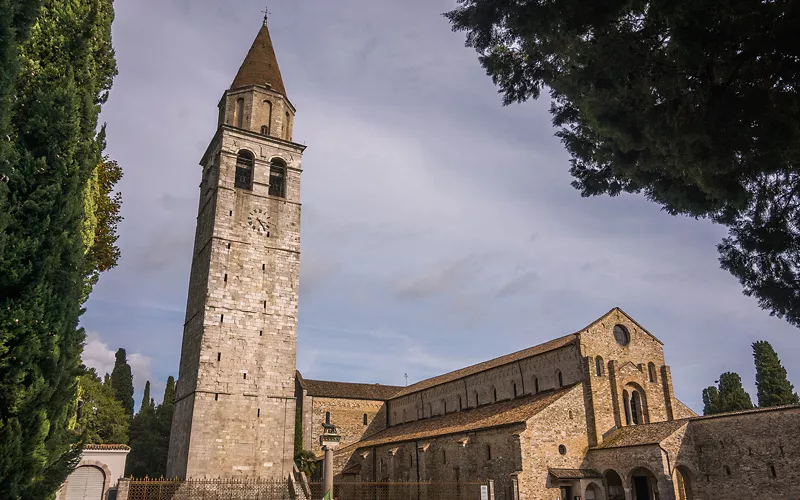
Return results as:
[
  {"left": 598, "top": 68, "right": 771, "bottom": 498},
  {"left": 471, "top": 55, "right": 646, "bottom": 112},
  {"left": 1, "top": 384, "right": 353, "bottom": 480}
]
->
[
  {"left": 115, "top": 478, "right": 130, "bottom": 500},
  {"left": 323, "top": 447, "right": 334, "bottom": 497}
]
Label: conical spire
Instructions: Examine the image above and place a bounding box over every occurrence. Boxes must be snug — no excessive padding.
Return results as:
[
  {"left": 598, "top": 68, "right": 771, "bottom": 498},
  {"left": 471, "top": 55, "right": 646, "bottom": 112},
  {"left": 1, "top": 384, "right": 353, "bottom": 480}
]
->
[{"left": 230, "top": 21, "right": 287, "bottom": 96}]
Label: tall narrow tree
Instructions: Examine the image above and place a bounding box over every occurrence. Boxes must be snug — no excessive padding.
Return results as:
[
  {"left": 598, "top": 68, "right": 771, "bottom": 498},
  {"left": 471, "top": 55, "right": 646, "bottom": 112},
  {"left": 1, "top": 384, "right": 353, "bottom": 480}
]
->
[
  {"left": 753, "top": 341, "right": 799, "bottom": 407},
  {"left": 141, "top": 381, "right": 152, "bottom": 413},
  {"left": 111, "top": 348, "right": 135, "bottom": 417},
  {"left": 0, "top": 1, "right": 117, "bottom": 497}
]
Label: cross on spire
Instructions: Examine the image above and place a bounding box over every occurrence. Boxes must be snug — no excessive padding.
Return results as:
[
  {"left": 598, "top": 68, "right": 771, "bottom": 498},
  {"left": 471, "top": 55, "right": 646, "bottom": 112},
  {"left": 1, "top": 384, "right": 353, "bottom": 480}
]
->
[{"left": 261, "top": 5, "right": 270, "bottom": 25}]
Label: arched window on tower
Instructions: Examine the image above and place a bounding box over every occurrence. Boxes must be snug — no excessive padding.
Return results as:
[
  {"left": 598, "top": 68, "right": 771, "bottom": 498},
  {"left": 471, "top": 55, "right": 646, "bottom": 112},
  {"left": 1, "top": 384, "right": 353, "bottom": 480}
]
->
[
  {"left": 474, "top": 391, "right": 479, "bottom": 407},
  {"left": 513, "top": 382, "right": 518, "bottom": 398},
  {"left": 534, "top": 377, "right": 539, "bottom": 394},
  {"left": 268, "top": 158, "right": 286, "bottom": 198},
  {"left": 234, "top": 150, "right": 254, "bottom": 190},
  {"left": 442, "top": 399, "right": 447, "bottom": 414},
  {"left": 285, "top": 112, "right": 291, "bottom": 140},
  {"left": 363, "top": 413, "right": 368, "bottom": 425},
  {"left": 459, "top": 396, "right": 463, "bottom": 410},
  {"left": 263, "top": 100, "right": 273, "bottom": 135},
  {"left": 492, "top": 386, "right": 497, "bottom": 403},
  {"left": 631, "top": 390, "right": 643, "bottom": 425},
  {"left": 596, "top": 356, "right": 604, "bottom": 376},
  {"left": 648, "top": 362, "right": 657, "bottom": 383},
  {"left": 623, "top": 390, "right": 631, "bottom": 425},
  {"left": 557, "top": 371, "right": 564, "bottom": 388},
  {"left": 235, "top": 98, "right": 245, "bottom": 128}
]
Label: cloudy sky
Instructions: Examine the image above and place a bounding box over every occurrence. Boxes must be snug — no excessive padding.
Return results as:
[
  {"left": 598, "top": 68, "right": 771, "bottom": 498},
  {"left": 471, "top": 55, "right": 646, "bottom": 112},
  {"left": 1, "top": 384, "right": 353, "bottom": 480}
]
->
[{"left": 81, "top": 0, "right": 799, "bottom": 412}]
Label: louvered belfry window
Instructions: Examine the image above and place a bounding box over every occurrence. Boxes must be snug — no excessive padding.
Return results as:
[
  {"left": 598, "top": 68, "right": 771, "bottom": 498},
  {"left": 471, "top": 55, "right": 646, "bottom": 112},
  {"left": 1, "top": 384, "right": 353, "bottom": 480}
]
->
[
  {"left": 268, "top": 158, "right": 286, "bottom": 198},
  {"left": 235, "top": 151, "right": 254, "bottom": 190}
]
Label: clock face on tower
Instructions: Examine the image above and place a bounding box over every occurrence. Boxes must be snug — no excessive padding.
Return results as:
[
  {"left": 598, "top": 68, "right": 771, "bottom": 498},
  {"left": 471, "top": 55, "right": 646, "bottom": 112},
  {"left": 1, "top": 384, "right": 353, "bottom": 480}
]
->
[{"left": 247, "top": 208, "right": 270, "bottom": 237}]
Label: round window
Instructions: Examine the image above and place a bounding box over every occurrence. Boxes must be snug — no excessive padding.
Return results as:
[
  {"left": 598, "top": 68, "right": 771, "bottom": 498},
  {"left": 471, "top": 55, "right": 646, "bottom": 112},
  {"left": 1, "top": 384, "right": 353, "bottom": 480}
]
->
[
  {"left": 613, "top": 324, "right": 630, "bottom": 346},
  {"left": 558, "top": 444, "right": 567, "bottom": 455}
]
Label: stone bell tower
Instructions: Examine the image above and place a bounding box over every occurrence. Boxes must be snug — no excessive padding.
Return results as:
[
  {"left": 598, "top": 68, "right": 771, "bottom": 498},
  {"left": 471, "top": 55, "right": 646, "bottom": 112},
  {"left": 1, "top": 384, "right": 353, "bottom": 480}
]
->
[{"left": 167, "top": 18, "right": 305, "bottom": 480}]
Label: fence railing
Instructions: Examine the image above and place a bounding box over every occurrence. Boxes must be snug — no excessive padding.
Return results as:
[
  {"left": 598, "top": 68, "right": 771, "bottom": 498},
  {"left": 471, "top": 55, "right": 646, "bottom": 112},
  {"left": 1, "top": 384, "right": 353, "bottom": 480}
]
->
[
  {"left": 122, "top": 477, "right": 292, "bottom": 500},
  {"left": 120, "top": 477, "right": 488, "bottom": 500},
  {"left": 309, "top": 480, "right": 486, "bottom": 500}
]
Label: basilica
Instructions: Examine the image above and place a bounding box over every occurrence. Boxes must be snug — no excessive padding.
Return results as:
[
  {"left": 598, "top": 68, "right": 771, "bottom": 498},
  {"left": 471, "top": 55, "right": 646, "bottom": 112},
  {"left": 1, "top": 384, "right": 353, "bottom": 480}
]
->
[{"left": 165, "top": 19, "right": 800, "bottom": 500}]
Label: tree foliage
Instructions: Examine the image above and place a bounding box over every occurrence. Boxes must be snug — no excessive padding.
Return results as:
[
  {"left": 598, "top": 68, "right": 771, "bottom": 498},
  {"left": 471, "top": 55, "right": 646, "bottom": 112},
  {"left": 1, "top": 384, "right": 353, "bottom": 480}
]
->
[
  {"left": 702, "top": 372, "right": 754, "bottom": 415},
  {"left": 0, "top": 0, "right": 117, "bottom": 497},
  {"left": 76, "top": 368, "right": 129, "bottom": 445},
  {"left": 446, "top": 0, "right": 800, "bottom": 326},
  {"left": 110, "top": 348, "right": 135, "bottom": 417},
  {"left": 82, "top": 154, "right": 123, "bottom": 299},
  {"left": 753, "top": 340, "right": 799, "bottom": 407},
  {"left": 126, "top": 376, "right": 175, "bottom": 478}
]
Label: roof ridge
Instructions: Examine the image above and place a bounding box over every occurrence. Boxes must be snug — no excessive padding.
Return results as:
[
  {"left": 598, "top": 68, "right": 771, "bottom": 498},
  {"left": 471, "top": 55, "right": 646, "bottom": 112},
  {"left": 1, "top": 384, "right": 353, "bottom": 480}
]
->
[
  {"left": 690, "top": 403, "right": 800, "bottom": 421},
  {"left": 390, "top": 334, "right": 577, "bottom": 399}
]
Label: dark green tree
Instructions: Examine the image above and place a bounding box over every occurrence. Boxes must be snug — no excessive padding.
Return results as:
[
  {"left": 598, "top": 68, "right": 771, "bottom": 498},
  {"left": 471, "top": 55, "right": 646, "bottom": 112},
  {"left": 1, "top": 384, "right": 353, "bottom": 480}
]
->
[
  {"left": 702, "top": 386, "right": 720, "bottom": 416},
  {"left": 753, "top": 341, "right": 799, "bottom": 407},
  {"left": 702, "top": 372, "right": 754, "bottom": 415},
  {"left": 110, "top": 348, "right": 135, "bottom": 417},
  {"left": 0, "top": 0, "right": 117, "bottom": 497},
  {"left": 141, "top": 381, "right": 152, "bottom": 413},
  {"left": 76, "top": 369, "right": 129, "bottom": 445},
  {"left": 447, "top": 0, "right": 800, "bottom": 327},
  {"left": 126, "top": 376, "right": 176, "bottom": 478}
]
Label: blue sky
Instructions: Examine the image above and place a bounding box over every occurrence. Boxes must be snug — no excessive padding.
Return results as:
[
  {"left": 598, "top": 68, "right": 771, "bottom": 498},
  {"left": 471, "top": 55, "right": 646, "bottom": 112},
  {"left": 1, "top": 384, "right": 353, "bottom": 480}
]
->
[{"left": 81, "top": 0, "right": 799, "bottom": 413}]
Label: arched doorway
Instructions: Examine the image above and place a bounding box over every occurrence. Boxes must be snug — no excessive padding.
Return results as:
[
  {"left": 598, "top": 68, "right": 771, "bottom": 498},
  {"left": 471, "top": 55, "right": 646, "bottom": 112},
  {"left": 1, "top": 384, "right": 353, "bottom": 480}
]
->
[
  {"left": 630, "top": 467, "right": 659, "bottom": 500},
  {"left": 64, "top": 465, "right": 105, "bottom": 500},
  {"left": 585, "top": 481, "right": 602, "bottom": 500},
  {"left": 604, "top": 469, "right": 625, "bottom": 500},
  {"left": 674, "top": 466, "right": 694, "bottom": 500}
]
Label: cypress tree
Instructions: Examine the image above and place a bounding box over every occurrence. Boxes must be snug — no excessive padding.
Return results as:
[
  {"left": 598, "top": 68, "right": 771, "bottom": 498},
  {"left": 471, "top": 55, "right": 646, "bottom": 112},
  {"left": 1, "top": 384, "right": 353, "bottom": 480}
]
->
[
  {"left": 141, "top": 381, "right": 152, "bottom": 413},
  {"left": 702, "top": 372, "right": 754, "bottom": 415},
  {"left": 753, "top": 341, "right": 799, "bottom": 407},
  {"left": 0, "top": 1, "right": 117, "bottom": 498},
  {"left": 127, "top": 376, "right": 176, "bottom": 479},
  {"left": 110, "top": 348, "right": 135, "bottom": 417}
]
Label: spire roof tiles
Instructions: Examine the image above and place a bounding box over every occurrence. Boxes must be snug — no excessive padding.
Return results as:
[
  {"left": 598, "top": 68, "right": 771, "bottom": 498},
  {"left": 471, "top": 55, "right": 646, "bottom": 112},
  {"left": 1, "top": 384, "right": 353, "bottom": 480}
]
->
[{"left": 231, "top": 22, "right": 287, "bottom": 96}]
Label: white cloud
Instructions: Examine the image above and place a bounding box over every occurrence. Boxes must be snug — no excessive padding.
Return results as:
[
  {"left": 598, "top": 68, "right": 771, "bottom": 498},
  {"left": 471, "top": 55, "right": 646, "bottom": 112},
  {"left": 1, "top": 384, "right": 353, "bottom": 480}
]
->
[{"left": 82, "top": 331, "right": 158, "bottom": 407}]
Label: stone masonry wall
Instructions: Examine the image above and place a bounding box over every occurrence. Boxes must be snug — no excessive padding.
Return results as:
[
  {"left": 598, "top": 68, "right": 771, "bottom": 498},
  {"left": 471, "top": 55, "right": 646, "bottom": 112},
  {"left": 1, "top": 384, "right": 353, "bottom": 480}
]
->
[
  {"left": 387, "top": 344, "right": 582, "bottom": 427},
  {"left": 688, "top": 407, "right": 800, "bottom": 500},
  {"left": 518, "top": 384, "right": 591, "bottom": 500},
  {"left": 167, "top": 91, "right": 305, "bottom": 480},
  {"left": 221, "top": 86, "right": 294, "bottom": 141},
  {"left": 354, "top": 425, "right": 524, "bottom": 500},
  {"left": 309, "top": 397, "right": 386, "bottom": 457},
  {"left": 577, "top": 309, "right": 673, "bottom": 446}
]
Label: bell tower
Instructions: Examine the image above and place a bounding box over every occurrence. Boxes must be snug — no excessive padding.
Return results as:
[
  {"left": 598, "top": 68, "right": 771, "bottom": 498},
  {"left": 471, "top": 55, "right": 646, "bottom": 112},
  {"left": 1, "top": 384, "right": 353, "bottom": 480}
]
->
[{"left": 167, "top": 18, "right": 305, "bottom": 480}]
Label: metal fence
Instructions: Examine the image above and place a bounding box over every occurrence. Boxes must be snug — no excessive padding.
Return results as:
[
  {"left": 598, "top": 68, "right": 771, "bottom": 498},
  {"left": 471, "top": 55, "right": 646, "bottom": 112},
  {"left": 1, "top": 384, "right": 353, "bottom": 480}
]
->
[
  {"left": 123, "top": 478, "right": 487, "bottom": 500},
  {"left": 309, "top": 481, "right": 486, "bottom": 500},
  {"left": 124, "top": 478, "right": 292, "bottom": 500}
]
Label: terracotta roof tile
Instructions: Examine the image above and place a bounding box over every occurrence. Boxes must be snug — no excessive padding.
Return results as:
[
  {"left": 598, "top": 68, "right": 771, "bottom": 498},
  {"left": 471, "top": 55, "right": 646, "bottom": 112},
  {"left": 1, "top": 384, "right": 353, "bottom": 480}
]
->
[
  {"left": 391, "top": 335, "right": 577, "bottom": 399},
  {"left": 594, "top": 420, "right": 687, "bottom": 449},
  {"left": 549, "top": 468, "right": 602, "bottom": 479},
  {"left": 231, "top": 22, "right": 286, "bottom": 96},
  {"left": 342, "top": 385, "right": 576, "bottom": 452},
  {"left": 83, "top": 444, "right": 131, "bottom": 451},
  {"left": 298, "top": 374, "right": 403, "bottom": 401}
]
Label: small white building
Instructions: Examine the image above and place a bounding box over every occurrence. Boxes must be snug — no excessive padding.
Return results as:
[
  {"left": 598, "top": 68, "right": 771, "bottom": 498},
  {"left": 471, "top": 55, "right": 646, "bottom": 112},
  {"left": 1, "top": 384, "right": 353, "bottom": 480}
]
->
[{"left": 57, "top": 444, "right": 130, "bottom": 500}]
